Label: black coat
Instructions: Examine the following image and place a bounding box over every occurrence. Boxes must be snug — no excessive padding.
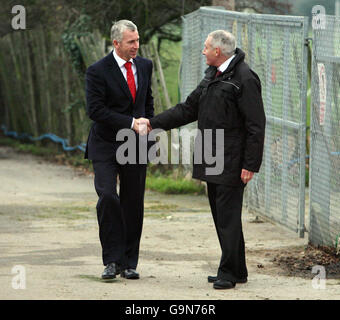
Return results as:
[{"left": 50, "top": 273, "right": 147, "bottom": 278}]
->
[
  {"left": 85, "top": 51, "right": 154, "bottom": 161},
  {"left": 150, "top": 48, "right": 266, "bottom": 186}
]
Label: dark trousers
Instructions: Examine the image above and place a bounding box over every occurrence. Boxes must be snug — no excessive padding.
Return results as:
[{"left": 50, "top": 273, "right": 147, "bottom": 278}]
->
[
  {"left": 207, "top": 182, "right": 248, "bottom": 282},
  {"left": 92, "top": 160, "right": 147, "bottom": 269}
]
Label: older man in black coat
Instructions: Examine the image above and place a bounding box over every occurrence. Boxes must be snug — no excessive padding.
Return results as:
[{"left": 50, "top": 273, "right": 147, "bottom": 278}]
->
[{"left": 142, "top": 30, "right": 266, "bottom": 289}]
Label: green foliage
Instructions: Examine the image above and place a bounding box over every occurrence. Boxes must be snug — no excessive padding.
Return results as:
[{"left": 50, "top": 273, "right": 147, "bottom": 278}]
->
[
  {"left": 0, "top": 136, "right": 20, "bottom": 148},
  {"left": 63, "top": 97, "right": 84, "bottom": 113},
  {"left": 61, "top": 14, "right": 93, "bottom": 76},
  {"left": 0, "top": 136, "right": 55, "bottom": 157},
  {"left": 158, "top": 35, "right": 182, "bottom": 104}
]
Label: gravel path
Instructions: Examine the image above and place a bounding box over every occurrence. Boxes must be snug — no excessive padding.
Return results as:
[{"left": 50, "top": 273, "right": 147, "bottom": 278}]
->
[{"left": 0, "top": 146, "right": 339, "bottom": 300}]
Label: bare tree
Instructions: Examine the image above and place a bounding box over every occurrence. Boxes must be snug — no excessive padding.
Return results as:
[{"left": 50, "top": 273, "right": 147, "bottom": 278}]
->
[
  {"left": 1, "top": 0, "right": 291, "bottom": 40},
  {"left": 235, "top": 0, "right": 292, "bottom": 14},
  {"left": 212, "top": 0, "right": 235, "bottom": 10}
]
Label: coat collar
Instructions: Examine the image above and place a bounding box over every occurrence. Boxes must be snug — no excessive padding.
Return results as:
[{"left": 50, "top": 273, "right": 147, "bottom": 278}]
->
[
  {"left": 224, "top": 48, "right": 245, "bottom": 73},
  {"left": 134, "top": 56, "right": 144, "bottom": 104},
  {"left": 112, "top": 49, "right": 134, "bottom": 68},
  {"left": 204, "top": 47, "right": 245, "bottom": 80}
]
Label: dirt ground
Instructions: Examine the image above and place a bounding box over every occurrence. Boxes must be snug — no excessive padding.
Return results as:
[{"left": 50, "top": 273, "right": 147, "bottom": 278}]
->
[{"left": 0, "top": 145, "right": 339, "bottom": 300}]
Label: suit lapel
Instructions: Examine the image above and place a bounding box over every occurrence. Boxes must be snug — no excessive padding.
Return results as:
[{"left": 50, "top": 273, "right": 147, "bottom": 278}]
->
[
  {"left": 105, "top": 51, "right": 133, "bottom": 102},
  {"left": 133, "top": 57, "right": 144, "bottom": 104}
]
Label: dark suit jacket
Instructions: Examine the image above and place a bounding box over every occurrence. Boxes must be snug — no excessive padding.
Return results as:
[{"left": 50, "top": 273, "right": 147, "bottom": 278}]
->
[{"left": 85, "top": 51, "right": 154, "bottom": 161}]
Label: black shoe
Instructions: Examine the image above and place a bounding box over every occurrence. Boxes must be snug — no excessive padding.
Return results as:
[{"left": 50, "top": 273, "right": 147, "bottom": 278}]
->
[
  {"left": 101, "top": 262, "right": 120, "bottom": 280},
  {"left": 120, "top": 269, "right": 140, "bottom": 279},
  {"left": 208, "top": 275, "right": 247, "bottom": 283},
  {"left": 213, "top": 279, "right": 236, "bottom": 289}
]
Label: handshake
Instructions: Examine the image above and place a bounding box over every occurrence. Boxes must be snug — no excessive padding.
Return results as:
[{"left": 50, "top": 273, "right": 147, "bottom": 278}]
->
[{"left": 133, "top": 117, "right": 152, "bottom": 135}]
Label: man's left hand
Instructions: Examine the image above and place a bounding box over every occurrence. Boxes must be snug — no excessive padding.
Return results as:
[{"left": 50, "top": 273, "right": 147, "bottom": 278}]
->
[{"left": 241, "top": 169, "right": 254, "bottom": 184}]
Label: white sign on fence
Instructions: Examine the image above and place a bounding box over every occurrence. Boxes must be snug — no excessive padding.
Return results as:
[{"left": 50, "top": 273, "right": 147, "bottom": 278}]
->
[{"left": 317, "top": 63, "right": 327, "bottom": 126}]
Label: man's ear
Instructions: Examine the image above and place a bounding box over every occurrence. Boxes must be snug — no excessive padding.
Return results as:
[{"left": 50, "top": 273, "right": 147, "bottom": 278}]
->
[{"left": 113, "top": 40, "right": 119, "bottom": 48}]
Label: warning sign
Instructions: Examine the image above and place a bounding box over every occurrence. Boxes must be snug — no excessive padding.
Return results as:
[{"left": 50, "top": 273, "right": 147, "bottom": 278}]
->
[{"left": 317, "top": 63, "right": 326, "bottom": 126}]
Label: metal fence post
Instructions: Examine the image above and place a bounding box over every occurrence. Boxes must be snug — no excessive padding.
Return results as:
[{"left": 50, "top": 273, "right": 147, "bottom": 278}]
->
[
  {"left": 264, "top": 26, "right": 273, "bottom": 219},
  {"left": 309, "top": 15, "right": 335, "bottom": 246},
  {"left": 298, "top": 17, "right": 309, "bottom": 238}
]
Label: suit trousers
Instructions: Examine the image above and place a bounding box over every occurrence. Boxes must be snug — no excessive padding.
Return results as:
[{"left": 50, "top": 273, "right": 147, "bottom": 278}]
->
[
  {"left": 92, "top": 159, "right": 147, "bottom": 269},
  {"left": 207, "top": 182, "right": 248, "bottom": 282}
]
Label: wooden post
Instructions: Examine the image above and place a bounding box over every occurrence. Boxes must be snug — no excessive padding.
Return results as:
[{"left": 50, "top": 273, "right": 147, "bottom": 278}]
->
[
  {"left": 150, "top": 41, "right": 172, "bottom": 110},
  {"left": 140, "top": 44, "right": 162, "bottom": 114},
  {"left": 37, "top": 28, "right": 53, "bottom": 134},
  {"left": 61, "top": 48, "right": 72, "bottom": 145},
  {"left": 0, "top": 41, "right": 14, "bottom": 130},
  {"left": 24, "top": 31, "right": 39, "bottom": 137}
]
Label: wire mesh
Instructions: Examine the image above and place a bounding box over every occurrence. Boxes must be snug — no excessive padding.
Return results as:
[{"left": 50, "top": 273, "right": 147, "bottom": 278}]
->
[{"left": 309, "top": 15, "right": 340, "bottom": 247}]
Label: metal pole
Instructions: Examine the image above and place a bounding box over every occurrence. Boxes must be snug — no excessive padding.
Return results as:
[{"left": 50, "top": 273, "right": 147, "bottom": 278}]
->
[
  {"left": 264, "top": 27, "right": 273, "bottom": 219},
  {"left": 336, "top": 0, "right": 340, "bottom": 16},
  {"left": 298, "top": 16, "right": 309, "bottom": 238},
  {"left": 309, "top": 17, "right": 332, "bottom": 246},
  {"left": 281, "top": 27, "right": 290, "bottom": 226}
]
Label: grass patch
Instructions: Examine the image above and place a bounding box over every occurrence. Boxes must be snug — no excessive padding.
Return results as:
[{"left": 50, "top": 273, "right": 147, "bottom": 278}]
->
[
  {"left": 0, "top": 135, "right": 93, "bottom": 172},
  {"left": 53, "top": 206, "right": 91, "bottom": 220},
  {"left": 0, "top": 136, "right": 53, "bottom": 157},
  {"left": 33, "top": 206, "right": 92, "bottom": 220},
  {"left": 146, "top": 203, "right": 178, "bottom": 211},
  {"left": 144, "top": 203, "right": 179, "bottom": 218},
  {"left": 146, "top": 175, "right": 205, "bottom": 195},
  {"left": 144, "top": 212, "right": 171, "bottom": 219}
]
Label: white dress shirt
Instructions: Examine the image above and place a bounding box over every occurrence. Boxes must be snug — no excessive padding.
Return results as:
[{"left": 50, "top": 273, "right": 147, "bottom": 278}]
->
[
  {"left": 113, "top": 50, "right": 138, "bottom": 129},
  {"left": 113, "top": 50, "right": 138, "bottom": 88},
  {"left": 217, "top": 54, "right": 235, "bottom": 73}
]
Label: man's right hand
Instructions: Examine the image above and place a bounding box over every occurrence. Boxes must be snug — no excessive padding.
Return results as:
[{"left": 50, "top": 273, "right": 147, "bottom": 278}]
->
[{"left": 133, "top": 117, "right": 152, "bottom": 135}]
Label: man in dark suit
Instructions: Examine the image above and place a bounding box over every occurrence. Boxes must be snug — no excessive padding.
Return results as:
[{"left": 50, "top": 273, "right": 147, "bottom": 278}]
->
[
  {"left": 85, "top": 20, "right": 154, "bottom": 280},
  {"left": 141, "top": 30, "right": 266, "bottom": 289}
]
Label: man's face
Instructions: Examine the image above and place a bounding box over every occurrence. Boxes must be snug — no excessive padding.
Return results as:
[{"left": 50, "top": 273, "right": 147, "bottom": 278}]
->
[
  {"left": 114, "top": 29, "right": 139, "bottom": 61},
  {"left": 202, "top": 36, "right": 218, "bottom": 66}
]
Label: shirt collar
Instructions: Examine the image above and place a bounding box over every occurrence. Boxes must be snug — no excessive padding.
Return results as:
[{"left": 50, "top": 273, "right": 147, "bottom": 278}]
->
[
  {"left": 218, "top": 54, "right": 235, "bottom": 73},
  {"left": 113, "top": 50, "right": 134, "bottom": 68}
]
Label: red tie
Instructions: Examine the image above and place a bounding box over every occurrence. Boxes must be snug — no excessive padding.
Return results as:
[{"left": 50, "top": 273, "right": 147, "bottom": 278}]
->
[
  {"left": 125, "top": 61, "right": 136, "bottom": 102},
  {"left": 215, "top": 70, "right": 222, "bottom": 78}
]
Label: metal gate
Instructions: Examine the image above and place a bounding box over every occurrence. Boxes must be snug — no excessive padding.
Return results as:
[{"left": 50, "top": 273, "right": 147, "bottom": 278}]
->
[
  {"left": 181, "top": 7, "right": 309, "bottom": 237},
  {"left": 309, "top": 15, "right": 340, "bottom": 247}
]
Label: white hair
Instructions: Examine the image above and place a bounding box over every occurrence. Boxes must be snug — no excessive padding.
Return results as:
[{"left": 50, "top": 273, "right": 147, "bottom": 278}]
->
[
  {"left": 208, "top": 30, "right": 236, "bottom": 56},
  {"left": 111, "top": 20, "right": 138, "bottom": 42}
]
